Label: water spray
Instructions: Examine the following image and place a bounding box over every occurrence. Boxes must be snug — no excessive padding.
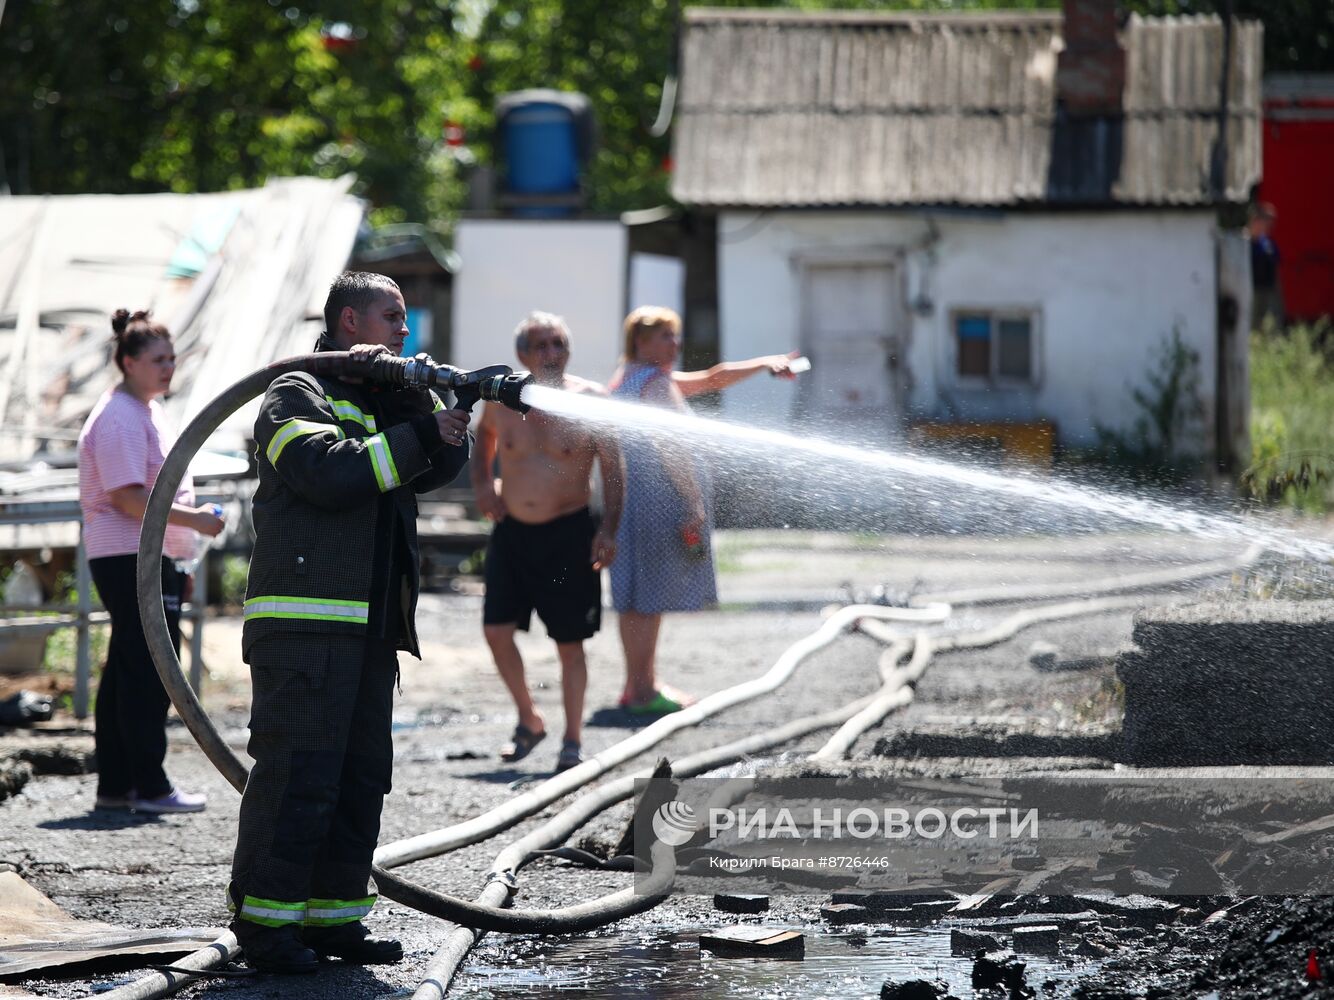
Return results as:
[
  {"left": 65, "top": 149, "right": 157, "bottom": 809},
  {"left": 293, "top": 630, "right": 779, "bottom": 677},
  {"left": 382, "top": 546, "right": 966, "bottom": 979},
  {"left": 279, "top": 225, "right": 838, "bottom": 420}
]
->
[{"left": 518, "top": 385, "right": 1334, "bottom": 564}]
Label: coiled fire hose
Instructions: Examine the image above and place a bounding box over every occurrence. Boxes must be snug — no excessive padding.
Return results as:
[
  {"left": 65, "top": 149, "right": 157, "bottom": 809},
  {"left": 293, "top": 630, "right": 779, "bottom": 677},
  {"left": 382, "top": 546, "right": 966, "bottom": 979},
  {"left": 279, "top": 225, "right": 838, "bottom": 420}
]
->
[
  {"left": 127, "top": 351, "right": 1263, "bottom": 998},
  {"left": 126, "top": 350, "right": 957, "bottom": 998},
  {"left": 131, "top": 350, "right": 694, "bottom": 933}
]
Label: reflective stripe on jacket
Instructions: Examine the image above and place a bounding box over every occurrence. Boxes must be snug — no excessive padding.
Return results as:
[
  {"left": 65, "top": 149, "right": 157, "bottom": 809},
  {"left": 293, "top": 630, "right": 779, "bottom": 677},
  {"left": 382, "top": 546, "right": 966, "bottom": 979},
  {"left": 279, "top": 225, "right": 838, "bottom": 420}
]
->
[{"left": 242, "top": 365, "right": 468, "bottom": 659}]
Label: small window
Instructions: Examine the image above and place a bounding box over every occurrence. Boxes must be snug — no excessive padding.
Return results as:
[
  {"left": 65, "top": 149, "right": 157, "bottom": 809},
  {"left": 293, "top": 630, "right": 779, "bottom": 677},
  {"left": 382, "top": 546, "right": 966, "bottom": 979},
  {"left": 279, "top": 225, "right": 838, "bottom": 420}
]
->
[{"left": 953, "top": 311, "right": 1037, "bottom": 383}]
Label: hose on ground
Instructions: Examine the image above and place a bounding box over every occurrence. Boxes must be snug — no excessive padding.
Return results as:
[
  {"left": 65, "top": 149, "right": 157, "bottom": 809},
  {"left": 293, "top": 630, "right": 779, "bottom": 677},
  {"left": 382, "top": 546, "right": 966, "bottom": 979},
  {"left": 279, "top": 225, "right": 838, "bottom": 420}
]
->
[
  {"left": 369, "top": 605, "right": 945, "bottom": 934},
  {"left": 137, "top": 353, "right": 916, "bottom": 936},
  {"left": 401, "top": 560, "right": 1259, "bottom": 995},
  {"left": 128, "top": 351, "right": 953, "bottom": 998},
  {"left": 94, "top": 935, "right": 241, "bottom": 1000},
  {"left": 373, "top": 602, "right": 950, "bottom": 869},
  {"left": 909, "top": 544, "right": 1262, "bottom": 608},
  {"left": 410, "top": 670, "right": 898, "bottom": 997}
]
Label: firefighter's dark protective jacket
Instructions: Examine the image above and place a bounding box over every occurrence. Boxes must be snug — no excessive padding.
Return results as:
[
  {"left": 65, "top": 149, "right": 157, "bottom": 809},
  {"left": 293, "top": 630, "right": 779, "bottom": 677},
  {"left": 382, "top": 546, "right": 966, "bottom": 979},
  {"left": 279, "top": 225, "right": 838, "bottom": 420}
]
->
[{"left": 242, "top": 341, "right": 468, "bottom": 660}]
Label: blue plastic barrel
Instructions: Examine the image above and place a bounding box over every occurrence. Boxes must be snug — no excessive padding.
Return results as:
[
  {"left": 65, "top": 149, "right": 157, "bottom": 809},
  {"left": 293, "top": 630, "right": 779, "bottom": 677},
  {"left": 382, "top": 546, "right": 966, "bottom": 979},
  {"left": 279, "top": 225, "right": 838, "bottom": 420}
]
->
[
  {"left": 496, "top": 90, "right": 592, "bottom": 218},
  {"left": 502, "top": 102, "right": 580, "bottom": 195}
]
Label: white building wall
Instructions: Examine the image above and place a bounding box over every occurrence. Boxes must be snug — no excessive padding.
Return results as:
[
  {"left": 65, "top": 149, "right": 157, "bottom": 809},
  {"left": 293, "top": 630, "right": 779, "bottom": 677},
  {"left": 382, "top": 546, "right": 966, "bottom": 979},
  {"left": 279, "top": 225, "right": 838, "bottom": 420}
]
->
[
  {"left": 717, "top": 210, "right": 1218, "bottom": 453},
  {"left": 452, "top": 219, "right": 626, "bottom": 379}
]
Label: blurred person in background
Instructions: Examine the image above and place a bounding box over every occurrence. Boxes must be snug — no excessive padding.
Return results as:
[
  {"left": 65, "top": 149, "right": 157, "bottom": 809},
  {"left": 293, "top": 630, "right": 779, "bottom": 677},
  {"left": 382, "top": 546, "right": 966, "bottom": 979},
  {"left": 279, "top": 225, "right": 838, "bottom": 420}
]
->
[
  {"left": 608, "top": 306, "right": 797, "bottom": 714},
  {"left": 77, "top": 309, "right": 224, "bottom": 814},
  {"left": 1249, "top": 201, "right": 1284, "bottom": 330}
]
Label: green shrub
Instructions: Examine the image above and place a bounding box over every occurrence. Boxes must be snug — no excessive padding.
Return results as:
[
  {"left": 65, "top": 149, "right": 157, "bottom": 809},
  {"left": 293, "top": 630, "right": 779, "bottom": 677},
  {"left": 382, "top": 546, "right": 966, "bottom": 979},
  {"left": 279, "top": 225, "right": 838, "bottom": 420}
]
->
[
  {"left": 1088, "top": 327, "right": 1205, "bottom": 482},
  {"left": 1243, "top": 323, "right": 1334, "bottom": 512},
  {"left": 220, "top": 555, "right": 249, "bottom": 607}
]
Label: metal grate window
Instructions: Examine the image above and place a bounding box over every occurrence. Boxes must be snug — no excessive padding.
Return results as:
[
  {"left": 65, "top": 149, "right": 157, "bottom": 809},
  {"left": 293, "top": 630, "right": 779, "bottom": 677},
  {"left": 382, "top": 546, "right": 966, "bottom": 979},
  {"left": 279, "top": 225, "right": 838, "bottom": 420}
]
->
[{"left": 952, "top": 311, "right": 1037, "bottom": 384}]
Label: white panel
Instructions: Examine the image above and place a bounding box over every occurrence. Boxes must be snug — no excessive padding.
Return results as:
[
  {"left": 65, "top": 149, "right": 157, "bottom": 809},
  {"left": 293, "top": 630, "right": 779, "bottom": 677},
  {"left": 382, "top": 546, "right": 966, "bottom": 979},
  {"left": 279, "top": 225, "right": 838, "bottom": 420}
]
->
[
  {"left": 802, "top": 263, "right": 898, "bottom": 437},
  {"left": 452, "top": 220, "right": 627, "bottom": 383},
  {"left": 628, "top": 253, "right": 686, "bottom": 318},
  {"left": 718, "top": 209, "right": 1219, "bottom": 454}
]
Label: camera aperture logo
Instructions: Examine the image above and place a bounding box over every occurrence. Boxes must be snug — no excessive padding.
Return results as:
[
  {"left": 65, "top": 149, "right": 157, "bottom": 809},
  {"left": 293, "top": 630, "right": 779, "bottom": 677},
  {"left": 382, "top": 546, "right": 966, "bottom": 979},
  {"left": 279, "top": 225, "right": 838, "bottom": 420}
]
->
[{"left": 652, "top": 801, "right": 700, "bottom": 846}]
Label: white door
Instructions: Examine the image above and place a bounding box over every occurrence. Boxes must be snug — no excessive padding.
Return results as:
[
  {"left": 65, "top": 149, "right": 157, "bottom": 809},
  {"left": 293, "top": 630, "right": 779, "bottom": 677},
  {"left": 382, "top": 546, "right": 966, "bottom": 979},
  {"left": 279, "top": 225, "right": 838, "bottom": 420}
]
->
[{"left": 800, "top": 262, "right": 901, "bottom": 441}]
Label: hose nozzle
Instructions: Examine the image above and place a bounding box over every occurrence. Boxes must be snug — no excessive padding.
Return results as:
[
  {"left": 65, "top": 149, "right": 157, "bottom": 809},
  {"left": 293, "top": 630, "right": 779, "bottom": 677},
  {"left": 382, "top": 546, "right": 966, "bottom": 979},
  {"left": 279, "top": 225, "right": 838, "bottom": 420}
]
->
[
  {"left": 475, "top": 371, "right": 533, "bottom": 414},
  {"left": 363, "top": 355, "right": 533, "bottom": 414}
]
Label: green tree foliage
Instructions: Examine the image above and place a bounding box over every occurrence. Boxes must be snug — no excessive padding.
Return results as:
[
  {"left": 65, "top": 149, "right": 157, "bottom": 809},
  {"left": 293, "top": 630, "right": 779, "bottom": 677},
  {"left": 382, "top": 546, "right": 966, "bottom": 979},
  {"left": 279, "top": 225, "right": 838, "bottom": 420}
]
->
[
  {"left": 0, "top": 0, "right": 472, "bottom": 225},
  {"left": 2, "top": 0, "right": 1330, "bottom": 224},
  {"left": 459, "top": 0, "right": 1065, "bottom": 214},
  {"left": 1244, "top": 323, "right": 1334, "bottom": 511}
]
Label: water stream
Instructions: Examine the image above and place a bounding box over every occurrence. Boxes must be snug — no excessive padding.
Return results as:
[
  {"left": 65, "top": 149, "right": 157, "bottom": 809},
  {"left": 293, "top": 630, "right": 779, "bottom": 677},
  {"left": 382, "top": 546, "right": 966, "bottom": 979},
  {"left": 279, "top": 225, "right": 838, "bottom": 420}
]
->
[{"left": 520, "top": 384, "right": 1334, "bottom": 564}]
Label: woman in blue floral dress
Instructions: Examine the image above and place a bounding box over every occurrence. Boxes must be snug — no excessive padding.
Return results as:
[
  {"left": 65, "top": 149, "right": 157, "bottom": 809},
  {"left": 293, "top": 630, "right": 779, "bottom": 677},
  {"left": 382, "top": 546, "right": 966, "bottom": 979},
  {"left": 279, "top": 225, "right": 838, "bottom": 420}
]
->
[{"left": 609, "top": 306, "right": 798, "bottom": 713}]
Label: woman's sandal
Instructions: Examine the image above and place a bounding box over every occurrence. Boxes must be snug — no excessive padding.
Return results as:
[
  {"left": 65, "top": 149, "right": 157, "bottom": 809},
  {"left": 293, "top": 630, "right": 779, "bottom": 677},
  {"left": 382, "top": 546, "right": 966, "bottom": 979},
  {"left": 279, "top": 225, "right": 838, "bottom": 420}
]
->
[
  {"left": 499, "top": 723, "right": 547, "bottom": 762},
  {"left": 625, "top": 687, "right": 693, "bottom": 716}
]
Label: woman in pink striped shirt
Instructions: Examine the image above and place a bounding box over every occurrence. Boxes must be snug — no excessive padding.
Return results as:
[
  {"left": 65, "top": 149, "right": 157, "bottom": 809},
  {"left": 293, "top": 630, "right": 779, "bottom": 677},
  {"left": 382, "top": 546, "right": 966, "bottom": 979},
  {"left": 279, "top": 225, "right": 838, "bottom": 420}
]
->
[{"left": 77, "top": 309, "right": 224, "bottom": 814}]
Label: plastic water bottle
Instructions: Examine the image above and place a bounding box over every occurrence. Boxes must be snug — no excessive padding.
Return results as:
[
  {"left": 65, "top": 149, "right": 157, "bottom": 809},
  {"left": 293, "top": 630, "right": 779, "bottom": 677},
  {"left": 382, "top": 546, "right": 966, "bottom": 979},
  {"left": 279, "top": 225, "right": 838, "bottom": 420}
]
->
[
  {"left": 772, "top": 356, "right": 812, "bottom": 376},
  {"left": 180, "top": 503, "right": 224, "bottom": 575}
]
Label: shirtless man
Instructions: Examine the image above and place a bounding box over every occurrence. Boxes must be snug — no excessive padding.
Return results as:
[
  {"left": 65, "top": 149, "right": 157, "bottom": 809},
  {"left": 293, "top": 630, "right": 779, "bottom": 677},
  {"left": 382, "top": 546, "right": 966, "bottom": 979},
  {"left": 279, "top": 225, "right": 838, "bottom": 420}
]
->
[{"left": 471, "top": 312, "right": 624, "bottom": 772}]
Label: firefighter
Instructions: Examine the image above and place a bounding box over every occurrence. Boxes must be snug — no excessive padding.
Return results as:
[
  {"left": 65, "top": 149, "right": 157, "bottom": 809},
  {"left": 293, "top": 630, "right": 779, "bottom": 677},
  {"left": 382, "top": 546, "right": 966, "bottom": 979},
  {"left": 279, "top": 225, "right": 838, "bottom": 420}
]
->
[{"left": 228, "top": 272, "right": 471, "bottom": 973}]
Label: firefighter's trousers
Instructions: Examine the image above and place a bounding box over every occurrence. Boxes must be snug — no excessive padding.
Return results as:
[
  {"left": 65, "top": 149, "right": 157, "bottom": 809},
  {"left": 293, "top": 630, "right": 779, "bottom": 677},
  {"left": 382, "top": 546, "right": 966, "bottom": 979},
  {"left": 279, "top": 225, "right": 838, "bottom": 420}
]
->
[{"left": 230, "top": 633, "right": 396, "bottom": 926}]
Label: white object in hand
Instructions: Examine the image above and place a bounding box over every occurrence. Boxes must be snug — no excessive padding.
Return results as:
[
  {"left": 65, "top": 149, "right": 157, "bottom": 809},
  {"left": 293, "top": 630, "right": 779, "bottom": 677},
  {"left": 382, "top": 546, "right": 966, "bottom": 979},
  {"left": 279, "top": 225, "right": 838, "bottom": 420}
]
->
[{"left": 787, "top": 356, "right": 812, "bottom": 374}]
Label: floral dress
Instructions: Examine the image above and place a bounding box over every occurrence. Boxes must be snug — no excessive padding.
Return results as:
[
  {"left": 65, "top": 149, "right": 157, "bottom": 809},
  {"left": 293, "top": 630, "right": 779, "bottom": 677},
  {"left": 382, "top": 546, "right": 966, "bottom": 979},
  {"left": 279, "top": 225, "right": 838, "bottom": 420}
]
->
[{"left": 609, "top": 363, "right": 718, "bottom": 614}]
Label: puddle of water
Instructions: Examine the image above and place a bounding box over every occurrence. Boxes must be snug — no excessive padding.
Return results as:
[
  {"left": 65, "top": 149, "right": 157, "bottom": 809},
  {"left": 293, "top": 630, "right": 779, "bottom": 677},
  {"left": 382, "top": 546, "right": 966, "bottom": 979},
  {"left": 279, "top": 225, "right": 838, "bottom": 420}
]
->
[{"left": 458, "top": 925, "right": 1101, "bottom": 998}]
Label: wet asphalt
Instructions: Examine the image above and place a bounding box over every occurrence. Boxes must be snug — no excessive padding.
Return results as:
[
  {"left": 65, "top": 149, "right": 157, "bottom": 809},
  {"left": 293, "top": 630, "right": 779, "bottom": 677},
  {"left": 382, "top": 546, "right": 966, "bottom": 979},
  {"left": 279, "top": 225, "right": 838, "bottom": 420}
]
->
[{"left": 0, "top": 529, "right": 1275, "bottom": 998}]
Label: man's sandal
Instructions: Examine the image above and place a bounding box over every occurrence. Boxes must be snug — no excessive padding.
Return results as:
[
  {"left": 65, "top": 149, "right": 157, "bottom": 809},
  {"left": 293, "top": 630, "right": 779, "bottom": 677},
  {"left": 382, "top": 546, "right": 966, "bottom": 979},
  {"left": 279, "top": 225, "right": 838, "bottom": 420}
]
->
[
  {"left": 555, "top": 740, "right": 584, "bottom": 773},
  {"left": 499, "top": 724, "right": 547, "bottom": 762}
]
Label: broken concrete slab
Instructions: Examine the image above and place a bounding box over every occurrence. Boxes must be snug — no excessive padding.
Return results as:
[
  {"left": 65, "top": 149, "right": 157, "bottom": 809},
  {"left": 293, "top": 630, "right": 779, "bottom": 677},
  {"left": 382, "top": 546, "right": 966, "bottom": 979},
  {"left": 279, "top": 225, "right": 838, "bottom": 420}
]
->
[
  {"left": 831, "top": 889, "right": 954, "bottom": 909},
  {"left": 820, "top": 903, "right": 870, "bottom": 925},
  {"left": 1072, "top": 894, "right": 1181, "bottom": 928},
  {"left": 873, "top": 722, "right": 1119, "bottom": 761},
  {"left": 880, "top": 978, "right": 952, "bottom": 999},
  {"left": 713, "top": 893, "right": 769, "bottom": 914},
  {"left": 1011, "top": 924, "right": 1060, "bottom": 955},
  {"left": 1118, "top": 600, "right": 1334, "bottom": 765},
  {"left": 971, "top": 950, "right": 1033, "bottom": 998},
  {"left": 951, "top": 928, "right": 1003, "bottom": 955}
]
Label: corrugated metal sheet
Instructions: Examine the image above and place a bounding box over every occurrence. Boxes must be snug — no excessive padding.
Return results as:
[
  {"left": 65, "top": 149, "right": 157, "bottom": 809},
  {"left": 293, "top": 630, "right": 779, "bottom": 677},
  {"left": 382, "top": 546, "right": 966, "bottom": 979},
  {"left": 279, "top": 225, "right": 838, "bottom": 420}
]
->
[
  {"left": 0, "top": 177, "right": 365, "bottom": 464},
  {"left": 672, "top": 9, "right": 1262, "bottom": 207}
]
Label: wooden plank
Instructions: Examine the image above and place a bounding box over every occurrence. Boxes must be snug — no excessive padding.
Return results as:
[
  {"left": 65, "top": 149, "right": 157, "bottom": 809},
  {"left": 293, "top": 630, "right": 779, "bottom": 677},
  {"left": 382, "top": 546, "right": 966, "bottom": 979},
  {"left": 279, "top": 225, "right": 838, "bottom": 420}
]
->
[
  {"left": 699, "top": 925, "right": 805, "bottom": 958},
  {"left": 1250, "top": 812, "right": 1334, "bottom": 845},
  {"left": 951, "top": 876, "right": 1017, "bottom": 913}
]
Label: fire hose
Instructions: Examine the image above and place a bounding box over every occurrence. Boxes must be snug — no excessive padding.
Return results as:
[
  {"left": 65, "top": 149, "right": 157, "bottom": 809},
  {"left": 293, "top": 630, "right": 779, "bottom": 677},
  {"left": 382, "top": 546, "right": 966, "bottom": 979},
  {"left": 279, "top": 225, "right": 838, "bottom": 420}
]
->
[
  {"left": 124, "top": 351, "right": 1263, "bottom": 997},
  {"left": 129, "top": 351, "right": 949, "bottom": 944},
  {"left": 131, "top": 351, "right": 701, "bottom": 934},
  {"left": 127, "top": 346, "right": 960, "bottom": 997}
]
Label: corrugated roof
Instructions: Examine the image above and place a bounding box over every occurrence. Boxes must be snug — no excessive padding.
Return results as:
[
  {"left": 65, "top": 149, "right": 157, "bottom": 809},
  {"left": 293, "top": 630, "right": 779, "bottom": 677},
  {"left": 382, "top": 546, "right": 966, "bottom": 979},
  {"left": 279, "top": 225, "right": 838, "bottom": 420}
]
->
[
  {"left": 0, "top": 177, "right": 365, "bottom": 464},
  {"left": 672, "top": 9, "right": 1262, "bottom": 208}
]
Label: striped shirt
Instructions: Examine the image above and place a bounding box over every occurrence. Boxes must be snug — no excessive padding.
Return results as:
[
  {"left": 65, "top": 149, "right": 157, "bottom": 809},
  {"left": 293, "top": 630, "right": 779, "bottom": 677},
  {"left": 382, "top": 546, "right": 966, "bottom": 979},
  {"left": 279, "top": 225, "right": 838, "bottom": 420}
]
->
[{"left": 77, "top": 387, "right": 195, "bottom": 560}]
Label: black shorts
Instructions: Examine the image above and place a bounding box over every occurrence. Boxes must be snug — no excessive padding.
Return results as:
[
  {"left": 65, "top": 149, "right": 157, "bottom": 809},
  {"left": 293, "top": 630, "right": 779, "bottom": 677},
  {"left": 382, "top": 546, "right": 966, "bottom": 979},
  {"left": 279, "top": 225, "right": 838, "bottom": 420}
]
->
[{"left": 482, "top": 507, "right": 601, "bottom": 643}]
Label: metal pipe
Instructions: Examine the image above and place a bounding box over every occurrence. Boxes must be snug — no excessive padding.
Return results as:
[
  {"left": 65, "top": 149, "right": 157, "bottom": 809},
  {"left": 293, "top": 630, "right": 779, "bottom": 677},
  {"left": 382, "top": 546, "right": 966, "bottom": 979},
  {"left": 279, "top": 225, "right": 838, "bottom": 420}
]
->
[{"left": 74, "top": 534, "right": 92, "bottom": 719}]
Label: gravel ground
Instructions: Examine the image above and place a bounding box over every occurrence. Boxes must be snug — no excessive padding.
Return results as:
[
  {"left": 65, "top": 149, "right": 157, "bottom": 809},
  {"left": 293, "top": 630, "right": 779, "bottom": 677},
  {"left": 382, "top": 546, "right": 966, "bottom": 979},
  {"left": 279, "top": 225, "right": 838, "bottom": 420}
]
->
[{"left": 0, "top": 529, "right": 1314, "bottom": 999}]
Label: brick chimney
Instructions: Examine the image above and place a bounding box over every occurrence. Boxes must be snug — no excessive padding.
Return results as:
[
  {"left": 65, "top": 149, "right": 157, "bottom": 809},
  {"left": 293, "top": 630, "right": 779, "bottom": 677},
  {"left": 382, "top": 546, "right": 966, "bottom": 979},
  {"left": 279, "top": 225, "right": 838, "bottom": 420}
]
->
[{"left": 1057, "top": 0, "right": 1126, "bottom": 116}]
